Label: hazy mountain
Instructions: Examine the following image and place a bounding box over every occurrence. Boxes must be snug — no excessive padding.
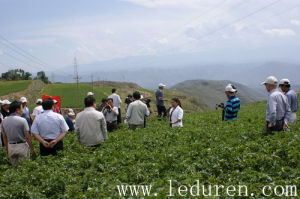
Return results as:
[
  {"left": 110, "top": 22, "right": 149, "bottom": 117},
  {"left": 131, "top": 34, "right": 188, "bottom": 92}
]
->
[{"left": 171, "top": 79, "right": 266, "bottom": 109}]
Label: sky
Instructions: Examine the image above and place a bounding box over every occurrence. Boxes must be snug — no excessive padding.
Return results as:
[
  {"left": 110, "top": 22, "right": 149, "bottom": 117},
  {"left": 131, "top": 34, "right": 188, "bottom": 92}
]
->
[{"left": 0, "top": 0, "right": 300, "bottom": 73}]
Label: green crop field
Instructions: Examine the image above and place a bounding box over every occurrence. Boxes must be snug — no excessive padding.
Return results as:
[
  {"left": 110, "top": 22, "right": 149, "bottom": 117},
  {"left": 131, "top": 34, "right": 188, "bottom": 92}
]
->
[
  {"left": 0, "top": 96, "right": 299, "bottom": 198},
  {"left": 42, "top": 83, "right": 112, "bottom": 108},
  {"left": 0, "top": 80, "right": 33, "bottom": 96}
]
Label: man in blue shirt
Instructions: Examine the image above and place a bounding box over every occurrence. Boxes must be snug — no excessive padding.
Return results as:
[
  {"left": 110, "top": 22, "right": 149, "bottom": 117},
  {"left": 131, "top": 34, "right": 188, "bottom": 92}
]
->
[
  {"left": 279, "top": 79, "right": 298, "bottom": 124},
  {"left": 155, "top": 83, "right": 167, "bottom": 120},
  {"left": 20, "top": 97, "right": 31, "bottom": 128},
  {"left": 223, "top": 84, "right": 240, "bottom": 121},
  {"left": 65, "top": 109, "right": 75, "bottom": 132}
]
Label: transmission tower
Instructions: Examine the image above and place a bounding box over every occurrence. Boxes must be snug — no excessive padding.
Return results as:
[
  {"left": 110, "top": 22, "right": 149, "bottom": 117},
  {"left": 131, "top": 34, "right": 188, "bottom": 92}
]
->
[{"left": 74, "top": 57, "right": 81, "bottom": 107}]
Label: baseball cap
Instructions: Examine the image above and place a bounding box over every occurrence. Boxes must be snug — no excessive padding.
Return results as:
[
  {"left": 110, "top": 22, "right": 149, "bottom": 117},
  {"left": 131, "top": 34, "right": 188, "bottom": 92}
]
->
[
  {"left": 225, "top": 84, "right": 237, "bottom": 93},
  {"left": 36, "top": 99, "right": 43, "bottom": 104},
  {"left": 158, "top": 83, "right": 166, "bottom": 87},
  {"left": 20, "top": 97, "right": 27, "bottom": 103},
  {"left": 87, "top": 92, "right": 94, "bottom": 96},
  {"left": 68, "top": 110, "right": 75, "bottom": 116},
  {"left": 279, "top": 78, "right": 290, "bottom": 86},
  {"left": 261, "top": 76, "right": 278, "bottom": 85},
  {"left": 2, "top": 99, "right": 11, "bottom": 105},
  {"left": 53, "top": 99, "right": 58, "bottom": 104}
]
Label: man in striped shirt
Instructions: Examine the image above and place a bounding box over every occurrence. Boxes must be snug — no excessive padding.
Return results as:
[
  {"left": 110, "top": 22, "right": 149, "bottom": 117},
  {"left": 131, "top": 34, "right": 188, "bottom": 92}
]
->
[{"left": 223, "top": 84, "right": 240, "bottom": 121}]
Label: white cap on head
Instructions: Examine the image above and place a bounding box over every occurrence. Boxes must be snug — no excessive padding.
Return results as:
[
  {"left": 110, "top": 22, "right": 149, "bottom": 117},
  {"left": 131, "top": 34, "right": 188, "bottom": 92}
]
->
[
  {"left": 225, "top": 84, "right": 237, "bottom": 93},
  {"left": 87, "top": 92, "right": 94, "bottom": 96},
  {"left": 279, "top": 78, "right": 290, "bottom": 86},
  {"left": 53, "top": 99, "right": 58, "bottom": 104},
  {"left": 261, "top": 76, "right": 278, "bottom": 85},
  {"left": 158, "top": 83, "right": 166, "bottom": 88},
  {"left": 20, "top": 97, "right": 27, "bottom": 103},
  {"left": 36, "top": 99, "right": 43, "bottom": 104},
  {"left": 2, "top": 99, "right": 11, "bottom": 105},
  {"left": 68, "top": 110, "right": 75, "bottom": 116}
]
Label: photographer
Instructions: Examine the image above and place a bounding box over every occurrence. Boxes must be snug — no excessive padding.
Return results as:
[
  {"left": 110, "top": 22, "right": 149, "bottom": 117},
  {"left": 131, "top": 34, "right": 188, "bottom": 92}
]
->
[{"left": 102, "top": 98, "right": 119, "bottom": 132}]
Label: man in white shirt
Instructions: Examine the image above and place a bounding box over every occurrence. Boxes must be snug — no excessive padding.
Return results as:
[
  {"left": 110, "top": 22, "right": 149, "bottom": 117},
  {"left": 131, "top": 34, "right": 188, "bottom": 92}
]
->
[
  {"left": 31, "top": 98, "right": 69, "bottom": 156},
  {"left": 169, "top": 98, "right": 184, "bottom": 127},
  {"left": 126, "top": 91, "right": 150, "bottom": 130},
  {"left": 108, "top": 88, "right": 122, "bottom": 124},
  {"left": 32, "top": 99, "right": 44, "bottom": 120},
  {"left": 75, "top": 96, "right": 107, "bottom": 146},
  {"left": 102, "top": 98, "right": 119, "bottom": 132}
]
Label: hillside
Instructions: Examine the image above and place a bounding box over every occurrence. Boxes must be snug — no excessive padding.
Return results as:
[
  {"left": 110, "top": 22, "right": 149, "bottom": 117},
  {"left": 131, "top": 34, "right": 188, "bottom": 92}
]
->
[
  {"left": 0, "top": 95, "right": 299, "bottom": 198},
  {"left": 0, "top": 80, "right": 33, "bottom": 96},
  {"left": 92, "top": 81, "right": 141, "bottom": 89},
  {"left": 172, "top": 80, "right": 266, "bottom": 109}
]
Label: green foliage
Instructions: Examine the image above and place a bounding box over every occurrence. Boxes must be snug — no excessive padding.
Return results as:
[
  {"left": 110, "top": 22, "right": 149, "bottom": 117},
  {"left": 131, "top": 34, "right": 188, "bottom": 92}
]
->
[
  {"left": 0, "top": 99, "right": 299, "bottom": 198},
  {"left": 1, "top": 69, "right": 32, "bottom": 81},
  {"left": 42, "top": 83, "right": 112, "bottom": 108},
  {"left": 0, "top": 80, "right": 33, "bottom": 96},
  {"left": 35, "top": 71, "right": 50, "bottom": 84}
]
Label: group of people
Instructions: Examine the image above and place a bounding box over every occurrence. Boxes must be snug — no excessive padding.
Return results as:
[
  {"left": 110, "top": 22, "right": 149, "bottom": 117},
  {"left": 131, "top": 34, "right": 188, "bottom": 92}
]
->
[{"left": 0, "top": 76, "right": 298, "bottom": 166}]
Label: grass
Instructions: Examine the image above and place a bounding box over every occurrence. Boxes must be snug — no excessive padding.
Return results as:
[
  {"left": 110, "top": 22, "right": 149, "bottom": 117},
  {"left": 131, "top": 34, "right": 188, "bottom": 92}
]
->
[
  {"left": 41, "top": 83, "right": 112, "bottom": 108},
  {"left": 0, "top": 80, "right": 33, "bottom": 96},
  {"left": 0, "top": 95, "right": 299, "bottom": 198}
]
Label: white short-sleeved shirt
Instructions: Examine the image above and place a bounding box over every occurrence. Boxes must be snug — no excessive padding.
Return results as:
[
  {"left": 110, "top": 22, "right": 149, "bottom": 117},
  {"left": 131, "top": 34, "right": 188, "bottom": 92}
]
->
[
  {"left": 108, "top": 93, "right": 122, "bottom": 108},
  {"left": 169, "top": 106, "right": 184, "bottom": 127},
  {"left": 31, "top": 110, "right": 69, "bottom": 140},
  {"left": 32, "top": 105, "right": 44, "bottom": 117}
]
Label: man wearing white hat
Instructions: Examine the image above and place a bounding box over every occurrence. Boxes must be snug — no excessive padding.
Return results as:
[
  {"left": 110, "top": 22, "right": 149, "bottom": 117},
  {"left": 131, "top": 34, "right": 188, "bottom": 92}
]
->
[
  {"left": 87, "top": 92, "right": 94, "bottom": 96},
  {"left": 32, "top": 99, "right": 44, "bottom": 120},
  {"left": 261, "top": 76, "right": 291, "bottom": 135},
  {"left": 222, "top": 84, "right": 240, "bottom": 121},
  {"left": 156, "top": 83, "right": 167, "bottom": 120},
  {"left": 20, "top": 97, "right": 31, "bottom": 127},
  {"left": 1, "top": 100, "right": 11, "bottom": 119},
  {"left": 65, "top": 109, "right": 75, "bottom": 132},
  {"left": 279, "top": 79, "right": 298, "bottom": 124}
]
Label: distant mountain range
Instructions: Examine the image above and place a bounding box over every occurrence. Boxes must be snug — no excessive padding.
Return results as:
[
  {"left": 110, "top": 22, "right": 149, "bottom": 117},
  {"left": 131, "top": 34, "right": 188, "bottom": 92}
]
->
[
  {"left": 171, "top": 79, "right": 266, "bottom": 109},
  {"left": 49, "top": 60, "right": 300, "bottom": 92}
]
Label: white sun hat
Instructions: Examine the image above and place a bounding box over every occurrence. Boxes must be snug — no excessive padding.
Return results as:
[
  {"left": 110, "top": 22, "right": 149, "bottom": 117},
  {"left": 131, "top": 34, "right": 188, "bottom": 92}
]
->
[
  {"left": 279, "top": 78, "right": 290, "bottom": 86},
  {"left": 53, "top": 99, "right": 58, "bottom": 104},
  {"left": 261, "top": 76, "right": 278, "bottom": 85},
  {"left": 225, "top": 84, "right": 237, "bottom": 93},
  {"left": 20, "top": 97, "right": 28, "bottom": 103},
  {"left": 158, "top": 83, "right": 166, "bottom": 87},
  {"left": 36, "top": 99, "right": 43, "bottom": 104},
  {"left": 2, "top": 99, "right": 11, "bottom": 105},
  {"left": 87, "top": 92, "right": 94, "bottom": 96}
]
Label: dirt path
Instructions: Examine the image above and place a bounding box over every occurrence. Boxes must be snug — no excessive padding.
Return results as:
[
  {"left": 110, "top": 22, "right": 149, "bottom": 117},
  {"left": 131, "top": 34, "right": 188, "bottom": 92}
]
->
[{"left": 1, "top": 80, "right": 45, "bottom": 105}]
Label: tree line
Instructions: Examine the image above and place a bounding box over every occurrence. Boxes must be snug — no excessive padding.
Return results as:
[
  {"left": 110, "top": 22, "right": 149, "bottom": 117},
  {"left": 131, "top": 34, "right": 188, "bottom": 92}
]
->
[{"left": 1, "top": 69, "right": 50, "bottom": 84}]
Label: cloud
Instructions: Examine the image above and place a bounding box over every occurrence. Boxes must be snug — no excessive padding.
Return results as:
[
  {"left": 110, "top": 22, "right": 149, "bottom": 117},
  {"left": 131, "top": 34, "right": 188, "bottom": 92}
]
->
[
  {"left": 122, "top": 0, "right": 217, "bottom": 8},
  {"left": 263, "top": 28, "right": 296, "bottom": 36},
  {"left": 290, "top": 19, "right": 300, "bottom": 26},
  {"left": 0, "top": 49, "right": 3, "bottom": 55}
]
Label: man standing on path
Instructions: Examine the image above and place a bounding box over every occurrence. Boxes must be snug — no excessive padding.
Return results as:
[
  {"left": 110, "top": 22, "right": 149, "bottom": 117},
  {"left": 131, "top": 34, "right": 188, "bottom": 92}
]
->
[
  {"left": 156, "top": 83, "right": 167, "bottom": 120},
  {"left": 126, "top": 91, "right": 150, "bottom": 130},
  {"left": 279, "top": 79, "right": 298, "bottom": 124},
  {"left": 1, "top": 101, "right": 36, "bottom": 166},
  {"left": 75, "top": 96, "right": 107, "bottom": 146},
  {"left": 261, "top": 76, "right": 291, "bottom": 135},
  {"left": 109, "top": 88, "right": 122, "bottom": 124},
  {"left": 31, "top": 98, "right": 69, "bottom": 156}
]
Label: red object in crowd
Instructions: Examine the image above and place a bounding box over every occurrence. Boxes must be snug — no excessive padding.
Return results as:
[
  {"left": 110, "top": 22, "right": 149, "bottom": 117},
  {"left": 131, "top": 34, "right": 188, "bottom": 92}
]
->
[{"left": 42, "top": 95, "right": 61, "bottom": 109}]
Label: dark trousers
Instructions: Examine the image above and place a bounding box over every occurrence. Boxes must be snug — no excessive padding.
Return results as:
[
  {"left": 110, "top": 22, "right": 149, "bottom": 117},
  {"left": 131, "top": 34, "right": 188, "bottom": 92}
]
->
[
  {"left": 40, "top": 139, "right": 63, "bottom": 156},
  {"left": 107, "top": 120, "right": 118, "bottom": 132},
  {"left": 117, "top": 108, "right": 122, "bottom": 124},
  {"left": 264, "top": 120, "right": 284, "bottom": 135},
  {"left": 157, "top": 105, "right": 167, "bottom": 119}
]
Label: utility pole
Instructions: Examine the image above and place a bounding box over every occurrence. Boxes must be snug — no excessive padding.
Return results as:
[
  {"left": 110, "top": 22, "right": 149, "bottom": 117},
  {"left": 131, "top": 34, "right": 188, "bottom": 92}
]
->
[
  {"left": 91, "top": 74, "right": 94, "bottom": 93},
  {"left": 74, "top": 57, "right": 81, "bottom": 107}
]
